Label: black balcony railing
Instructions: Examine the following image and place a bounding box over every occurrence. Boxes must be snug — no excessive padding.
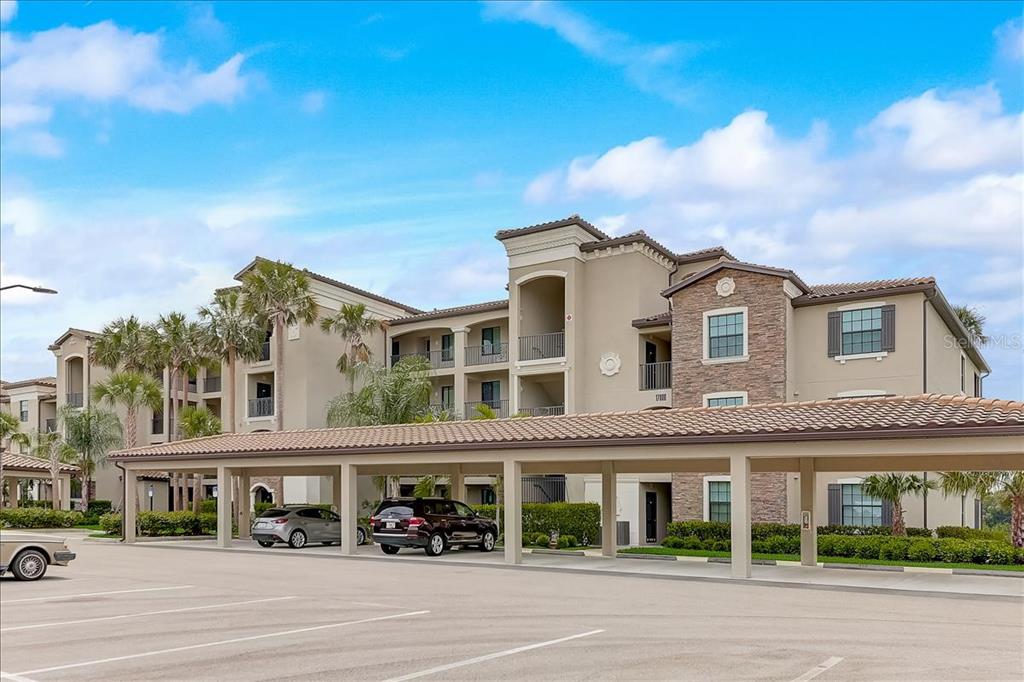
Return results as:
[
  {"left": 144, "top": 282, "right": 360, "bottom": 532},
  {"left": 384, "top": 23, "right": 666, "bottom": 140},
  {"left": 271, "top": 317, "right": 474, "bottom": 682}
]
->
[
  {"left": 518, "top": 332, "right": 565, "bottom": 361},
  {"left": 465, "top": 342, "right": 509, "bottom": 366},
  {"left": 248, "top": 397, "right": 274, "bottom": 418},
  {"left": 204, "top": 376, "right": 222, "bottom": 393},
  {"left": 518, "top": 405, "right": 565, "bottom": 417},
  {"left": 259, "top": 341, "right": 271, "bottom": 362},
  {"left": 390, "top": 350, "right": 453, "bottom": 370},
  {"left": 66, "top": 392, "right": 84, "bottom": 408},
  {"left": 464, "top": 399, "right": 508, "bottom": 419},
  {"left": 639, "top": 361, "right": 672, "bottom": 391}
]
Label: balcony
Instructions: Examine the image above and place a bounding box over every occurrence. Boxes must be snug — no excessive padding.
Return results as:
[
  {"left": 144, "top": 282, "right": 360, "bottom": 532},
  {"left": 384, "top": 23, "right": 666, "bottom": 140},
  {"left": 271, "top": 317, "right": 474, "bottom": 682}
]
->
[
  {"left": 259, "top": 341, "right": 271, "bottom": 362},
  {"left": 427, "top": 402, "right": 456, "bottom": 416},
  {"left": 173, "top": 377, "right": 198, "bottom": 392},
  {"left": 518, "top": 405, "right": 565, "bottom": 417},
  {"left": 464, "top": 399, "right": 508, "bottom": 419},
  {"left": 518, "top": 332, "right": 565, "bottom": 362},
  {"left": 391, "top": 350, "right": 454, "bottom": 370},
  {"left": 66, "top": 392, "right": 83, "bottom": 408},
  {"left": 465, "top": 342, "right": 509, "bottom": 366},
  {"left": 45, "top": 418, "right": 57, "bottom": 433},
  {"left": 248, "top": 397, "right": 274, "bottom": 418},
  {"left": 639, "top": 361, "right": 672, "bottom": 391},
  {"left": 204, "top": 376, "right": 222, "bottom": 393}
]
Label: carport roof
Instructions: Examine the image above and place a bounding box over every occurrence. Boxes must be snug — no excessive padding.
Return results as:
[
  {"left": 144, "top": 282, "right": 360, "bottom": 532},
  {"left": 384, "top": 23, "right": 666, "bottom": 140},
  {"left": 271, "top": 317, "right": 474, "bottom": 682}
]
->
[
  {"left": 2, "top": 452, "right": 80, "bottom": 473},
  {"left": 108, "top": 394, "right": 1024, "bottom": 461}
]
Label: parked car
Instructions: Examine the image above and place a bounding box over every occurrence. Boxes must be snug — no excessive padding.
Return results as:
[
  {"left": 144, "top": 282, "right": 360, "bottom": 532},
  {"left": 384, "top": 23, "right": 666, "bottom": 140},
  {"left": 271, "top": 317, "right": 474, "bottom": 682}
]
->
[
  {"left": 0, "top": 532, "right": 77, "bottom": 581},
  {"left": 251, "top": 506, "right": 368, "bottom": 549},
  {"left": 370, "top": 497, "right": 497, "bottom": 556}
]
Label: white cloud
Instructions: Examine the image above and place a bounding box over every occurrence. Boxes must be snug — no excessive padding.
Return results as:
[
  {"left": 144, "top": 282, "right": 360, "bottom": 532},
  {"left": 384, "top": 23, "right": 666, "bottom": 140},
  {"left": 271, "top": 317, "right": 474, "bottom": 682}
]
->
[
  {"left": 202, "top": 200, "right": 298, "bottom": 231},
  {"left": 995, "top": 17, "right": 1023, "bottom": 61},
  {"left": 7, "top": 130, "right": 64, "bottom": 157},
  {"left": 300, "top": 89, "right": 326, "bottom": 114},
  {"left": 0, "top": 0, "right": 16, "bottom": 24},
  {"left": 482, "top": 0, "right": 696, "bottom": 106},
  {"left": 0, "top": 194, "right": 46, "bottom": 235},
  {"left": 0, "top": 101, "right": 50, "bottom": 129}
]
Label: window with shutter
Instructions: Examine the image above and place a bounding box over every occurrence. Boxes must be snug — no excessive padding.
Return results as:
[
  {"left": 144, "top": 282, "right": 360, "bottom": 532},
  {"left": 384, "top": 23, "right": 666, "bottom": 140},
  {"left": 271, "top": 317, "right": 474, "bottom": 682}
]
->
[
  {"left": 827, "top": 484, "right": 841, "bottom": 525},
  {"left": 827, "top": 312, "right": 841, "bottom": 357}
]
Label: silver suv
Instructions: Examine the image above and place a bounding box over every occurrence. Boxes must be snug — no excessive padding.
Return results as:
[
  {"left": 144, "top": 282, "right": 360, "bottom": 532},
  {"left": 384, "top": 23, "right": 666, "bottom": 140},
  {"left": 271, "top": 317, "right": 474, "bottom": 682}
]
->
[{"left": 251, "top": 506, "right": 368, "bottom": 549}]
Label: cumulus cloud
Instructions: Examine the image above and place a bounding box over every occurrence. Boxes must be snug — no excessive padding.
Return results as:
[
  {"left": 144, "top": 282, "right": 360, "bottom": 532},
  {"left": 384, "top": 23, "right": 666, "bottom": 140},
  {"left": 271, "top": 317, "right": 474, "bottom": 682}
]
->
[
  {"left": 0, "top": 0, "right": 16, "bottom": 24},
  {"left": 995, "top": 17, "right": 1023, "bottom": 61},
  {"left": 202, "top": 200, "right": 299, "bottom": 231}
]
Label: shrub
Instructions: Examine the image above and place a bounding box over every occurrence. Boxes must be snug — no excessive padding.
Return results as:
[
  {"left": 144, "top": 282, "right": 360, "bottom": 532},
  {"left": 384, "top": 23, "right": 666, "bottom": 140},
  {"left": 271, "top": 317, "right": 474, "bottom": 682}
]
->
[
  {"left": 878, "top": 538, "right": 909, "bottom": 561},
  {"left": 936, "top": 539, "right": 973, "bottom": 563},
  {"left": 557, "top": 534, "right": 578, "bottom": 549},
  {"left": 20, "top": 499, "right": 53, "bottom": 509},
  {"left": 666, "top": 520, "right": 730, "bottom": 543},
  {"left": 853, "top": 536, "right": 884, "bottom": 559},
  {"left": 474, "top": 503, "right": 600, "bottom": 546},
  {"left": 135, "top": 511, "right": 216, "bottom": 537},
  {"left": 681, "top": 535, "right": 703, "bottom": 550},
  {"left": 254, "top": 502, "right": 274, "bottom": 515},
  {"left": 905, "top": 527, "right": 932, "bottom": 538},
  {"left": 710, "top": 540, "right": 730, "bottom": 552},
  {"left": 200, "top": 499, "right": 218, "bottom": 514},
  {"left": 817, "top": 525, "right": 893, "bottom": 536},
  {"left": 751, "top": 523, "right": 801, "bottom": 540},
  {"left": 766, "top": 535, "right": 799, "bottom": 555},
  {"left": 907, "top": 539, "right": 937, "bottom": 562},
  {"left": 100, "top": 512, "right": 122, "bottom": 535},
  {"left": 986, "top": 543, "right": 1015, "bottom": 566},
  {"left": 936, "top": 526, "right": 1010, "bottom": 543},
  {"left": 0, "top": 507, "right": 85, "bottom": 528},
  {"left": 751, "top": 540, "right": 769, "bottom": 554},
  {"left": 662, "top": 536, "right": 684, "bottom": 549}
]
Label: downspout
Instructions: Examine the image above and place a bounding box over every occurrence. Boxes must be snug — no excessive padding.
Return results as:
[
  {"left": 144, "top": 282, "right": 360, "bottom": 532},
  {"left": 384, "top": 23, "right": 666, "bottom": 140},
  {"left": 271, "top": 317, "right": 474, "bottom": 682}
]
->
[
  {"left": 115, "top": 461, "right": 126, "bottom": 543},
  {"left": 922, "top": 471, "right": 928, "bottom": 530},
  {"left": 921, "top": 296, "right": 929, "bottom": 393}
]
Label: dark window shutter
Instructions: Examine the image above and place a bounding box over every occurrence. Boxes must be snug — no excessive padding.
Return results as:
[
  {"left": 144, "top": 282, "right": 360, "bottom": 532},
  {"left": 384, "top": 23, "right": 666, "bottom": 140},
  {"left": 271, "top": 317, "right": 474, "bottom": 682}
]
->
[
  {"left": 827, "top": 484, "right": 841, "bottom": 525},
  {"left": 881, "top": 501, "right": 893, "bottom": 527},
  {"left": 827, "top": 312, "right": 841, "bottom": 357},
  {"left": 880, "top": 304, "right": 896, "bottom": 352}
]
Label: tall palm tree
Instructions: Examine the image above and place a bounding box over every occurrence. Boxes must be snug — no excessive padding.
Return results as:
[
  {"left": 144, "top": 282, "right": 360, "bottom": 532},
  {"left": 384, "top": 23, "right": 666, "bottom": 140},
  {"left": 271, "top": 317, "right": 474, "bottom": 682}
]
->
[
  {"left": 59, "top": 405, "right": 122, "bottom": 509},
  {"left": 953, "top": 304, "right": 988, "bottom": 343},
  {"left": 92, "top": 315, "right": 154, "bottom": 371},
  {"left": 91, "top": 371, "right": 163, "bottom": 450},
  {"left": 860, "top": 473, "right": 936, "bottom": 536},
  {"left": 320, "top": 303, "right": 384, "bottom": 393},
  {"left": 152, "top": 312, "right": 206, "bottom": 440},
  {"left": 326, "top": 356, "right": 431, "bottom": 427},
  {"left": 180, "top": 406, "right": 223, "bottom": 439},
  {"left": 1, "top": 411, "right": 31, "bottom": 506},
  {"left": 199, "top": 289, "right": 265, "bottom": 433},
  {"left": 939, "top": 471, "right": 1024, "bottom": 547},
  {"left": 241, "top": 260, "right": 318, "bottom": 431},
  {"left": 29, "top": 430, "right": 77, "bottom": 509}
]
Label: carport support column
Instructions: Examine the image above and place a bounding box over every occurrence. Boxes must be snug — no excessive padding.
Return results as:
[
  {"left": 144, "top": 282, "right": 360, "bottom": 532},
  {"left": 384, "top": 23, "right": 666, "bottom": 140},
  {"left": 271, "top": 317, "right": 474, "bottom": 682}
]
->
[
  {"left": 123, "top": 469, "right": 137, "bottom": 543},
  {"left": 217, "top": 465, "right": 233, "bottom": 548},
  {"left": 450, "top": 464, "right": 466, "bottom": 502},
  {"left": 601, "top": 461, "right": 617, "bottom": 557},
  {"left": 799, "top": 458, "right": 817, "bottom": 566},
  {"left": 729, "top": 454, "right": 751, "bottom": 579},
  {"left": 339, "top": 462, "right": 358, "bottom": 555},
  {"left": 60, "top": 474, "right": 71, "bottom": 511},
  {"left": 503, "top": 459, "right": 522, "bottom": 565},
  {"left": 239, "top": 472, "right": 251, "bottom": 540}
]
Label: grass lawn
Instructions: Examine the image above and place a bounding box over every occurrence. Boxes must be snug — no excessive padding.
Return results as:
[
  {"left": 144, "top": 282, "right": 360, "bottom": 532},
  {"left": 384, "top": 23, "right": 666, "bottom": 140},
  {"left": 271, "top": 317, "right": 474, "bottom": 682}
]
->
[
  {"left": 618, "top": 546, "right": 1024, "bottom": 572},
  {"left": 74, "top": 523, "right": 104, "bottom": 531}
]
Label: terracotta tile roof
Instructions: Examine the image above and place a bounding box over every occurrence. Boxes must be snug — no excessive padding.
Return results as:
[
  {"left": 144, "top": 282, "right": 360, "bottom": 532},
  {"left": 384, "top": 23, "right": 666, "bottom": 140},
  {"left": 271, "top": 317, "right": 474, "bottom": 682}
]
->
[
  {"left": 662, "top": 260, "right": 810, "bottom": 298},
  {"left": 2, "top": 452, "right": 80, "bottom": 473},
  {"left": 49, "top": 327, "right": 100, "bottom": 350},
  {"left": 109, "top": 394, "right": 1023, "bottom": 461},
  {"left": 674, "top": 245, "right": 735, "bottom": 264},
  {"left": 495, "top": 215, "right": 611, "bottom": 242},
  {"left": 388, "top": 300, "right": 509, "bottom": 326},
  {"left": 798, "top": 277, "right": 936, "bottom": 301},
  {"left": 631, "top": 311, "right": 672, "bottom": 329},
  {"left": 0, "top": 377, "right": 57, "bottom": 390}
]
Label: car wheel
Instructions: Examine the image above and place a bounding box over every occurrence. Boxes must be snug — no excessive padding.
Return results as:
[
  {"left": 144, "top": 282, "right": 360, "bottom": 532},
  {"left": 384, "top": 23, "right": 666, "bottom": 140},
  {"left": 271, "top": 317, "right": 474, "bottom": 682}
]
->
[
  {"left": 12, "top": 549, "right": 48, "bottom": 581},
  {"left": 356, "top": 527, "right": 366, "bottom": 546},
  {"left": 380, "top": 544, "right": 400, "bottom": 555},
  {"left": 479, "top": 530, "right": 496, "bottom": 552},
  {"left": 257, "top": 540, "right": 275, "bottom": 548},
  {"left": 288, "top": 530, "right": 307, "bottom": 549},
  {"left": 425, "top": 532, "right": 446, "bottom": 557}
]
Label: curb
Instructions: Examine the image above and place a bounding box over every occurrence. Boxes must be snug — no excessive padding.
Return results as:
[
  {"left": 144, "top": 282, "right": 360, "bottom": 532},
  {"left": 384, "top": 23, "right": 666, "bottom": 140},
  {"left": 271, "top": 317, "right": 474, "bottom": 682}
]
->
[
  {"left": 530, "top": 548, "right": 586, "bottom": 557},
  {"left": 823, "top": 562, "right": 903, "bottom": 572},
  {"left": 616, "top": 552, "right": 677, "bottom": 561},
  {"left": 952, "top": 568, "right": 1024, "bottom": 579}
]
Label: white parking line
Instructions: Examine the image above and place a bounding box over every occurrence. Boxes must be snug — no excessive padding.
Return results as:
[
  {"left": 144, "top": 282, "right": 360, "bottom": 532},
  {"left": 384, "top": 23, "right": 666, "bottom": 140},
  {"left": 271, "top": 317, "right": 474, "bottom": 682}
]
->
[
  {"left": 1, "top": 671, "right": 39, "bottom": 682},
  {"left": 382, "top": 629, "right": 605, "bottom": 681},
  {"left": 791, "top": 657, "right": 844, "bottom": 682},
  {"left": 14, "top": 610, "right": 430, "bottom": 677},
  {"left": 1, "top": 596, "right": 296, "bottom": 632},
  {"left": 0, "top": 585, "right": 193, "bottom": 605}
]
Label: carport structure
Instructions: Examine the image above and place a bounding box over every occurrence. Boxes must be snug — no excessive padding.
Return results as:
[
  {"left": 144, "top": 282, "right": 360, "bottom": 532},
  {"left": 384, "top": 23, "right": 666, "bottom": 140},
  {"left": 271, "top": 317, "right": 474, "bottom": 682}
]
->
[{"left": 109, "top": 394, "right": 1023, "bottom": 578}]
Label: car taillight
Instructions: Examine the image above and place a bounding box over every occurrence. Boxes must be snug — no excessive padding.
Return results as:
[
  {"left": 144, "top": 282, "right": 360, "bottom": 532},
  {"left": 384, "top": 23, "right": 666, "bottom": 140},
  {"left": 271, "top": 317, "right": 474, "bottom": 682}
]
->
[
  {"left": 273, "top": 518, "right": 289, "bottom": 524},
  {"left": 407, "top": 517, "right": 425, "bottom": 526},
  {"left": 369, "top": 516, "right": 377, "bottom": 525}
]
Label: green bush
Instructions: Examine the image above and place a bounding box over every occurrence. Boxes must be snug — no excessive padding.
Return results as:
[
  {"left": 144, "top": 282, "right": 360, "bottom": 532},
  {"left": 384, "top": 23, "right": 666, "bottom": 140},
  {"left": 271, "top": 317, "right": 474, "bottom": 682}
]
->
[
  {"left": 751, "top": 523, "right": 801, "bottom": 540},
  {"left": 536, "top": 532, "right": 552, "bottom": 546},
  {"left": 100, "top": 512, "right": 122, "bottom": 535},
  {"left": 474, "top": 503, "right": 600, "bottom": 546},
  {"left": 905, "top": 527, "right": 932, "bottom": 538},
  {"left": 662, "top": 536, "right": 685, "bottom": 549},
  {"left": 879, "top": 538, "right": 909, "bottom": 561},
  {"left": 666, "top": 520, "right": 731, "bottom": 542},
  {"left": 557, "top": 534, "right": 579, "bottom": 549},
  {"left": 817, "top": 525, "right": 893, "bottom": 536},
  {"left": 254, "top": 502, "right": 275, "bottom": 515},
  {"left": 936, "top": 538, "right": 973, "bottom": 563},
  {"left": 20, "top": 499, "right": 53, "bottom": 509},
  {"left": 936, "top": 526, "right": 1010, "bottom": 542},
  {"left": 710, "top": 540, "right": 730, "bottom": 552},
  {"left": 200, "top": 499, "right": 217, "bottom": 514},
  {"left": 0, "top": 507, "right": 85, "bottom": 528},
  {"left": 135, "top": 511, "right": 216, "bottom": 536},
  {"left": 987, "top": 543, "right": 1015, "bottom": 566},
  {"left": 907, "top": 539, "right": 937, "bottom": 562},
  {"left": 766, "top": 535, "right": 799, "bottom": 555}
]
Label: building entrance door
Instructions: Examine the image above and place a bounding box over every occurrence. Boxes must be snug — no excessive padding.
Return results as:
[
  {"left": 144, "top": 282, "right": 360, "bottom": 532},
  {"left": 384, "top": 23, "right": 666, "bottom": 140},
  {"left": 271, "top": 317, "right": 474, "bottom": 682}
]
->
[{"left": 645, "top": 491, "right": 657, "bottom": 543}]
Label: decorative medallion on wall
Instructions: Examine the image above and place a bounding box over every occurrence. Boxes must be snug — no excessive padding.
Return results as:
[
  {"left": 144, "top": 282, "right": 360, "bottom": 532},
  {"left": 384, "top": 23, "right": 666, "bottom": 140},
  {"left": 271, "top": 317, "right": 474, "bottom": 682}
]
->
[
  {"left": 599, "top": 352, "right": 621, "bottom": 376},
  {"left": 715, "top": 277, "right": 736, "bottom": 298}
]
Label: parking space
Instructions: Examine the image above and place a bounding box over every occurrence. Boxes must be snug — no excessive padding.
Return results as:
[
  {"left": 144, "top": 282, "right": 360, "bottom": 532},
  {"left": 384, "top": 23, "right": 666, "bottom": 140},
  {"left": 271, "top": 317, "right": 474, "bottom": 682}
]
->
[{"left": 1, "top": 536, "right": 1021, "bottom": 681}]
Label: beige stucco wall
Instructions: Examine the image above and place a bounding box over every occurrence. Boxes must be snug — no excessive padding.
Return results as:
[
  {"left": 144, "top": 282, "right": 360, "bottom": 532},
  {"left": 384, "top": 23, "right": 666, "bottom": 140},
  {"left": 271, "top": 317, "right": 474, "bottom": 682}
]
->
[{"left": 924, "top": 301, "right": 980, "bottom": 396}]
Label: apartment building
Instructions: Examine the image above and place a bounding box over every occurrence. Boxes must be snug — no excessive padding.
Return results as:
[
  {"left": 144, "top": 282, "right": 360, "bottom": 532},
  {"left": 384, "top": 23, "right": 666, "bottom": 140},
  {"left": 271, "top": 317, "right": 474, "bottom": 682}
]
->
[{"left": 0, "top": 377, "right": 59, "bottom": 450}]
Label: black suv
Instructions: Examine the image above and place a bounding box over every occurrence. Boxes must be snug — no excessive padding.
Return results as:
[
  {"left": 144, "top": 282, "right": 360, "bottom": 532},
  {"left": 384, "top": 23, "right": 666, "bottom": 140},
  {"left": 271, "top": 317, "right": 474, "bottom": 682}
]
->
[{"left": 370, "top": 497, "right": 497, "bottom": 556}]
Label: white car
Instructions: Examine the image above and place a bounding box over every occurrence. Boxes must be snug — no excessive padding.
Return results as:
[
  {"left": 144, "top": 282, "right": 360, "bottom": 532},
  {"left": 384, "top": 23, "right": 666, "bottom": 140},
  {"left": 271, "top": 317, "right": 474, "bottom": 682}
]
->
[{"left": 0, "top": 532, "right": 77, "bottom": 581}]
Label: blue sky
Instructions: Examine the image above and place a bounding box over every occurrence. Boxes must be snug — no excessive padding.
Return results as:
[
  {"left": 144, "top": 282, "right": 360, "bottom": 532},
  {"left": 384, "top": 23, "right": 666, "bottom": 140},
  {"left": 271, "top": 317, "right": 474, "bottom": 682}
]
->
[{"left": 1, "top": 1, "right": 1022, "bottom": 398}]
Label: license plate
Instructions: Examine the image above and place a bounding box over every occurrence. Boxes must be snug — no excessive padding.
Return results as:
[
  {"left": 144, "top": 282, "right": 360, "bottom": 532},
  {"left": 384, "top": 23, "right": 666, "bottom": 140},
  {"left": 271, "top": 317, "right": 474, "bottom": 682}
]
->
[
  {"left": 256, "top": 522, "right": 271, "bottom": 529},
  {"left": 386, "top": 521, "right": 396, "bottom": 529}
]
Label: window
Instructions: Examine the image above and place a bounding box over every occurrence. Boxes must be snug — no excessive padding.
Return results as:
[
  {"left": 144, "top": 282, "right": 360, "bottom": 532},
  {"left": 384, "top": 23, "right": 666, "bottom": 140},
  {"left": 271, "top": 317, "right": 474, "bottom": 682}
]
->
[
  {"left": 453, "top": 501, "right": 475, "bottom": 517},
  {"left": 19, "top": 400, "right": 28, "bottom": 422},
  {"left": 707, "top": 396, "right": 744, "bottom": 408},
  {"left": 482, "top": 327, "right": 501, "bottom": 355},
  {"left": 708, "top": 312, "right": 744, "bottom": 359},
  {"left": 960, "top": 355, "right": 966, "bottom": 393},
  {"left": 391, "top": 339, "right": 400, "bottom": 361},
  {"left": 841, "top": 307, "right": 882, "bottom": 355},
  {"left": 841, "top": 483, "right": 883, "bottom": 526},
  {"left": 441, "top": 333, "right": 454, "bottom": 362},
  {"left": 440, "top": 385, "right": 454, "bottom": 409},
  {"left": 481, "top": 380, "right": 500, "bottom": 405},
  {"left": 708, "top": 481, "right": 731, "bottom": 522}
]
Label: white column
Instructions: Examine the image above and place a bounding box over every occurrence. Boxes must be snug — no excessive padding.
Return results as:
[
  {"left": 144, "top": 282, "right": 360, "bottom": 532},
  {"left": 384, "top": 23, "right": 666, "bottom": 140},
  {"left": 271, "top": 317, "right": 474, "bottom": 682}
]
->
[
  {"left": 453, "top": 327, "right": 468, "bottom": 416},
  {"left": 799, "top": 458, "right": 817, "bottom": 567},
  {"left": 503, "top": 459, "right": 522, "bottom": 564},
  {"left": 60, "top": 475, "right": 71, "bottom": 511},
  {"left": 216, "top": 465, "right": 233, "bottom": 548},
  {"left": 339, "top": 462, "right": 358, "bottom": 555},
  {"left": 124, "top": 469, "right": 137, "bottom": 543},
  {"left": 601, "top": 461, "right": 617, "bottom": 557},
  {"left": 238, "top": 472, "right": 251, "bottom": 540},
  {"left": 510, "top": 373, "right": 521, "bottom": 415},
  {"left": 450, "top": 464, "right": 466, "bottom": 502},
  {"left": 729, "top": 454, "right": 751, "bottom": 578}
]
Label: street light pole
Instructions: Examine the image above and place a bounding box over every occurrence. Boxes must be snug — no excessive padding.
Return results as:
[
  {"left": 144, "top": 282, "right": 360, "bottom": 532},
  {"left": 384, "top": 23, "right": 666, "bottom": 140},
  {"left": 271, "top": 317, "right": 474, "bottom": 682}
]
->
[{"left": 0, "top": 284, "right": 59, "bottom": 294}]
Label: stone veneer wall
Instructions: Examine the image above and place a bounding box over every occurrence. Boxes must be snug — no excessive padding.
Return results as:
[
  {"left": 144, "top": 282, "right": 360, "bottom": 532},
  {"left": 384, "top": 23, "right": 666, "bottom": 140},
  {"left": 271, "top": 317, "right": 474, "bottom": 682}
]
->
[
  {"left": 250, "top": 475, "right": 283, "bottom": 504},
  {"left": 668, "top": 267, "right": 790, "bottom": 523}
]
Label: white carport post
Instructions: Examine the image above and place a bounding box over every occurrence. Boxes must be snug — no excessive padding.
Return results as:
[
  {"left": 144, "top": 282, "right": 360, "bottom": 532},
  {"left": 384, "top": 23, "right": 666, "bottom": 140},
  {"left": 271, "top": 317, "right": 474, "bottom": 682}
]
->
[
  {"left": 729, "top": 454, "right": 751, "bottom": 578},
  {"left": 601, "top": 461, "right": 617, "bottom": 557},
  {"left": 60, "top": 474, "right": 71, "bottom": 511},
  {"left": 799, "top": 458, "right": 817, "bottom": 567},
  {"left": 450, "top": 464, "right": 466, "bottom": 501},
  {"left": 503, "top": 459, "right": 522, "bottom": 565},
  {"left": 217, "top": 465, "right": 233, "bottom": 548},
  {"left": 123, "top": 469, "right": 137, "bottom": 544},
  {"left": 238, "top": 471, "right": 251, "bottom": 541},
  {"left": 339, "top": 462, "right": 358, "bottom": 555}
]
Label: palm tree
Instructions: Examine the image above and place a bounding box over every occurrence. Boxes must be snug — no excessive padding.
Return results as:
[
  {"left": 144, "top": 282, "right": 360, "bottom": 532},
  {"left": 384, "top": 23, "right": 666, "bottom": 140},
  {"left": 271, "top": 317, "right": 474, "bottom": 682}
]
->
[
  {"left": 1, "top": 412, "right": 31, "bottom": 506},
  {"left": 152, "top": 312, "right": 206, "bottom": 440},
  {"left": 939, "top": 471, "right": 1024, "bottom": 547},
  {"left": 180, "top": 406, "right": 223, "bottom": 438},
  {"left": 241, "top": 259, "right": 318, "bottom": 431},
  {"left": 953, "top": 304, "right": 987, "bottom": 343},
  {"left": 29, "top": 430, "right": 77, "bottom": 509},
  {"left": 91, "top": 371, "right": 163, "bottom": 450},
  {"left": 59, "top": 405, "right": 122, "bottom": 509},
  {"left": 860, "top": 473, "right": 936, "bottom": 536},
  {"left": 199, "top": 289, "right": 265, "bottom": 433},
  {"left": 92, "top": 315, "right": 154, "bottom": 371},
  {"left": 320, "top": 303, "right": 384, "bottom": 393}
]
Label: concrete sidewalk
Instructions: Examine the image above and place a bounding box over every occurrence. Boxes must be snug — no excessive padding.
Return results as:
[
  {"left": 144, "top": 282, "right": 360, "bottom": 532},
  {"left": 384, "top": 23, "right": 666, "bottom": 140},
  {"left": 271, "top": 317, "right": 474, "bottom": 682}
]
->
[{"left": 104, "top": 537, "right": 1024, "bottom": 600}]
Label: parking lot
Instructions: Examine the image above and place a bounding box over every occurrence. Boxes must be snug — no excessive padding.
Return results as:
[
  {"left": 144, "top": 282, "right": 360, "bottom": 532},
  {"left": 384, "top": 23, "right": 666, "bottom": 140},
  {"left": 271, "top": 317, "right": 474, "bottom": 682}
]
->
[{"left": 1, "top": 534, "right": 1022, "bottom": 681}]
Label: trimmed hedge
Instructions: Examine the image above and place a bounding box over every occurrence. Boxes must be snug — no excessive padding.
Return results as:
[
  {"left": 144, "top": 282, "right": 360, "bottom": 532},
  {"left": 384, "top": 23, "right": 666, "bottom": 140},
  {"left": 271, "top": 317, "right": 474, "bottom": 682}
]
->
[
  {"left": 816, "top": 535, "right": 1019, "bottom": 564},
  {"left": 98, "top": 511, "right": 218, "bottom": 537},
  {"left": 936, "top": 526, "right": 1010, "bottom": 542},
  {"left": 0, "top": 507, "right": 85, "bottom": 528},
  {"left": 474, "top": 502, "right": 600, "bottom": 545},
  {"left": 668, "top": 520, "right": 933, "bottom": 542}
]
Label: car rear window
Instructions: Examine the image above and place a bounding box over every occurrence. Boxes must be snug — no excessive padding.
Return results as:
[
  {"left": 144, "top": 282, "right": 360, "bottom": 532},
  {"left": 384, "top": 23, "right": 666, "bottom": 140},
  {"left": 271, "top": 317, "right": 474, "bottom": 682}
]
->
[
  {"left": 258, "top": 509, "right": 290, "bottom": 518},
  {"left": 374, "top": 501, "right": 413, "bottom": 517}
]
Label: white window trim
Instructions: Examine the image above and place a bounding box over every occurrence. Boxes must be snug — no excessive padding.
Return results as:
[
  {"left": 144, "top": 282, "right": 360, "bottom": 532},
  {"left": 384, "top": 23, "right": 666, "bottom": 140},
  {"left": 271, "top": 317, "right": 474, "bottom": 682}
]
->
[
  {"left": 703, "top": 475, "right": 730, "bottom": 521},
  {"left": 833, "top": 303, "right": 887, "bottom": 363},
  {"left": 959, "top": 352, "right": 967, "bottom": 395},
  {"left": 834, "top": 351, "right": 887, "bottom": 364},
  {"left": 703, "top": 391, "right": 748, "bottom": 407},
  {"left": 835, "top": 389, "right": 887, "bottom": 398},
  {"left": 702, "top": 306, "right": 748, "bottom": 365}
]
